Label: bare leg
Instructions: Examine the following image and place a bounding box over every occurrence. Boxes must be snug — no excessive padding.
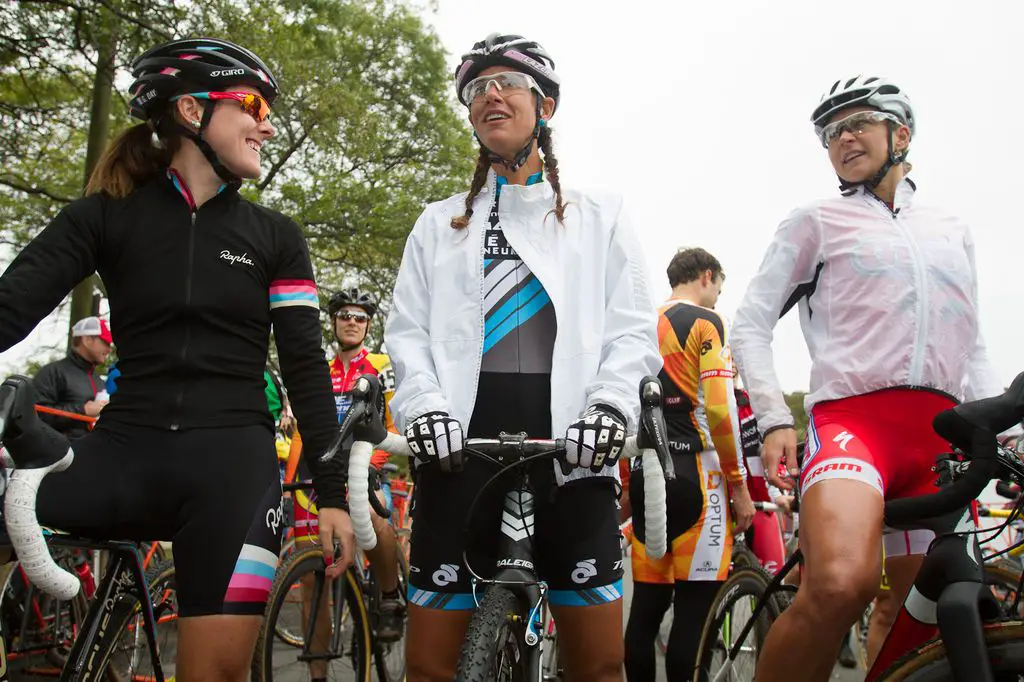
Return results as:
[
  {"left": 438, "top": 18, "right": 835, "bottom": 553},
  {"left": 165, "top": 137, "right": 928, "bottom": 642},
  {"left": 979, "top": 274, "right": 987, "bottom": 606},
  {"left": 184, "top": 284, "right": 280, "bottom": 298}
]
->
[{"left": 754, "top": 480, "right": 883, "bottom": 682}]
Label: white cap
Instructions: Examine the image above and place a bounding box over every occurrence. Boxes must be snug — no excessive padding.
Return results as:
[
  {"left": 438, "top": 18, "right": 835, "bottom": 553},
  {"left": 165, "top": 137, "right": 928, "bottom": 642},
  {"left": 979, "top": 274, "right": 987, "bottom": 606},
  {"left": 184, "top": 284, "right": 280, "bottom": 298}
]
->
[{"left": 71, "top": 317, "right": 113, "bottom": 344}]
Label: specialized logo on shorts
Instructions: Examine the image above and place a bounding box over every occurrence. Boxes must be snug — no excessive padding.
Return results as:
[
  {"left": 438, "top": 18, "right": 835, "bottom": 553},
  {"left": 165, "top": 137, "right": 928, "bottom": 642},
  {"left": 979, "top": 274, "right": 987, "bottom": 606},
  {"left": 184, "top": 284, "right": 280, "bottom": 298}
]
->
[
  {"left": 432, "top": 563, "right": 460, "bottom": 587},
  {"left": 571, "top": 559, "right": 598, "bottom": 584},
  {"left": 833, "top": 430, "right": 855, "bottom": 452},
  {"left": 700, "top": 340, "right": 713, "bottom": 355}
]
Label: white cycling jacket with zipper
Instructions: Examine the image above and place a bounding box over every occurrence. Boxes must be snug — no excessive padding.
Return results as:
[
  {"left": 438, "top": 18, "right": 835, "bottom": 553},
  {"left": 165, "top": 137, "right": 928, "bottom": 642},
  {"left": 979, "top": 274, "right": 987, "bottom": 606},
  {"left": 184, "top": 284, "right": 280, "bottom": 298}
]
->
[
  {"left": 385, "top": 170, "right": 662, "bottom": 483},
  {"left": 732, "top": 178, "right": 1005, "bottom": 433}
]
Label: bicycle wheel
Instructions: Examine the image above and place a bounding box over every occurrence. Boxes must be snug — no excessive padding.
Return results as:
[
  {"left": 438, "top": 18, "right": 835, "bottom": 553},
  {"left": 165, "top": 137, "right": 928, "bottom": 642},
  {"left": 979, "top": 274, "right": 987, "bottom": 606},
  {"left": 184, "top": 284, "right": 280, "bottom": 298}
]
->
[
  {"left": 455, "top": 586, "right": 528, "bottom": 682},
  {"left": 694, "top": 567, "right": 789, "bottom": 682},
  {"left": 985, "top": 559, "right": 1024, "bottom": 618},
  {"left": 252, "top": 547, "right": 372, "bottom": 682},
  {"left": 99, "top": 559, "right": 179, "bottom": 680},
  {"left": 372, "top": 544, "right": 408, "bottom": 682},
  {"left": 875, "top": 620, "right": 1024, "bottom": 680},
  {"left": 852, "top": 600, "right": 874, "bottom": 670}
]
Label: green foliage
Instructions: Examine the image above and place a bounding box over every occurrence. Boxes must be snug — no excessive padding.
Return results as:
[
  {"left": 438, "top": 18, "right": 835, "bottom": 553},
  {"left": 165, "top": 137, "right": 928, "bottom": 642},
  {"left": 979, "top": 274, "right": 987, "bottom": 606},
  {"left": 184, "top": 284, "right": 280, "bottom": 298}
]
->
[{"left": 783, "top": 391, "right": 808, "bottom": 441}]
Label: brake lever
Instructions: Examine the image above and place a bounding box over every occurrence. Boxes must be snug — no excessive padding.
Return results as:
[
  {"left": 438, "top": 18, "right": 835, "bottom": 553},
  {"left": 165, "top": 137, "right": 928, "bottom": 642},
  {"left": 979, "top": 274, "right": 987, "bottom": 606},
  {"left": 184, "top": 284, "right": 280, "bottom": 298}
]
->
[
  {"left": 321, "top": 374, "right": 387, "bottom": 463},
  {"left": 637, "top": 376, "right": 675, "bottom": 481}
]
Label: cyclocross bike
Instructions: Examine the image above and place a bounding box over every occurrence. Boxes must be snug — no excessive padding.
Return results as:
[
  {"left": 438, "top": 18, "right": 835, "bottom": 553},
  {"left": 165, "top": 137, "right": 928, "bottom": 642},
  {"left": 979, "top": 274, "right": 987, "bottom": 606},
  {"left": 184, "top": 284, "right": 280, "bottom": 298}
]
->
[
  {"left": 0, "top": 374, "right": 170, "bottom": 681},
  {"left": 332, "top": 373, "right": 674, "bottom": 682}
]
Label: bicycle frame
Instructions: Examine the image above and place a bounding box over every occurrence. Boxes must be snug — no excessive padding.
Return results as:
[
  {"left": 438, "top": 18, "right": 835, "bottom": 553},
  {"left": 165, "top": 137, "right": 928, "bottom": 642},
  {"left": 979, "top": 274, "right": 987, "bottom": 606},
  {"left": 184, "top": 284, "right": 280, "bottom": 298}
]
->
[
  {"left": 462, "top": 442, "right": 555, "bottom": 682},
  {"left": 0, "top": 537, "right": 166, "bottom": 682},
  {"left": 866, "top": 502, "right": 1004, "bottom": 681}
]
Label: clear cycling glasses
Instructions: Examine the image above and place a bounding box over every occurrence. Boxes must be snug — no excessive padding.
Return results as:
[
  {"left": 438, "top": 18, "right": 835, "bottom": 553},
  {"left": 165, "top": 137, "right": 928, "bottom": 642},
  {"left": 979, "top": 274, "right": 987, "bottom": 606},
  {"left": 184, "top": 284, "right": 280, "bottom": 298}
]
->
[
  {"left": 819, "top": 110, "right": 902, "bottom": 148},
  {"left": 460, "top": 71, "right": 543, "bottom": 106}
]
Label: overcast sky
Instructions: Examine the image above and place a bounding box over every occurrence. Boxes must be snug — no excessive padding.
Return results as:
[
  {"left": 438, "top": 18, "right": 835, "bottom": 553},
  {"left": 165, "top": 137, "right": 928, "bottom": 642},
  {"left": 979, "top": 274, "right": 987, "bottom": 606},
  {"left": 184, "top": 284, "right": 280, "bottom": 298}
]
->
[
  {"left": 425, "top": 0, "right": 1023, "bottom": 392},
  {"left": 3, "top": 0, "right": 1021, "bottom": 396}
]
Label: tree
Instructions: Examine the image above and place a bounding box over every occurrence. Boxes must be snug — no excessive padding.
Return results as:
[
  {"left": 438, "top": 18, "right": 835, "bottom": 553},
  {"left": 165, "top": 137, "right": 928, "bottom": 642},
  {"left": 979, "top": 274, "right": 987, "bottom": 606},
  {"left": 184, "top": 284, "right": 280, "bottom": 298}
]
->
[
  {"left": 783, "top": 391, "right": 809, "bottom": 441},
  {"left": 1, "top": 0, "right": 472, "bottom": 362},
  {"left": 0, "top": 0, "right": 191, "bottom": 348}
]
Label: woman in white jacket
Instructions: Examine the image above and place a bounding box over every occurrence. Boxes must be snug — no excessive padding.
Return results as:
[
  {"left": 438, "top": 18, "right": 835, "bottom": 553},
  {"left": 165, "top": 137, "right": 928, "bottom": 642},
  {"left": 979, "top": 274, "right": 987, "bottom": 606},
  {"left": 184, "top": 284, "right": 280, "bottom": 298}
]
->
[
  {"left": 384, "top": 33, "right": 660, "bottom": 682},
  {"left": 731, "top": 76, "right": 1009, "bottom": 682}
]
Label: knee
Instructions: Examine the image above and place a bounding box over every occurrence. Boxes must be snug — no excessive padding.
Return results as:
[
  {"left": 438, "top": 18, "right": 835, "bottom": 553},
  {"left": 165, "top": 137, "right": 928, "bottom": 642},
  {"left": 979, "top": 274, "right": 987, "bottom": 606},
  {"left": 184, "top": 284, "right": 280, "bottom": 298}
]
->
[{"left": 801, "top": 556, "right": 880, "bottom": 624}]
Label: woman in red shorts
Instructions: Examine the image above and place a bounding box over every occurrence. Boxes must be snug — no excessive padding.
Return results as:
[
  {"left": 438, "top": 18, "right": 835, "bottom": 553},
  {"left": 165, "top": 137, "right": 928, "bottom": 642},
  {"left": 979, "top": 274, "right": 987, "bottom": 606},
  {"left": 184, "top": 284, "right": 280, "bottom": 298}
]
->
[{"left": 731, "top": 75, "right": 1013, "bottom": 682}]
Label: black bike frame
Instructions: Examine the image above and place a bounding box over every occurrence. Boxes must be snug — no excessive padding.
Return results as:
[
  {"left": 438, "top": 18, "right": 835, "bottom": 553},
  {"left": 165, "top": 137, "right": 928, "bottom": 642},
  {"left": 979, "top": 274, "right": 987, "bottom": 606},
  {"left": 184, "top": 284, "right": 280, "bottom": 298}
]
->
[
  {"left": 57, "top": 538, "right": 164, "bottom": 682},
  {"left": 463, "top": 436, "right": 563, "bottom": 682}
]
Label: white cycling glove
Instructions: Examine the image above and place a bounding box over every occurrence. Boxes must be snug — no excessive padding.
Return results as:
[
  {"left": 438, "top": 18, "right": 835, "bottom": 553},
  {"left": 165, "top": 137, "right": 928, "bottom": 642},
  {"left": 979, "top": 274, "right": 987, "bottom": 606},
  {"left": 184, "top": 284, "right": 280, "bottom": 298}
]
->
[
  {"left": 565, "top": 404, "right": 627, "bottom": 473},
  {"left": 405, "top": 411, "right": 464, "bottom": 473}
]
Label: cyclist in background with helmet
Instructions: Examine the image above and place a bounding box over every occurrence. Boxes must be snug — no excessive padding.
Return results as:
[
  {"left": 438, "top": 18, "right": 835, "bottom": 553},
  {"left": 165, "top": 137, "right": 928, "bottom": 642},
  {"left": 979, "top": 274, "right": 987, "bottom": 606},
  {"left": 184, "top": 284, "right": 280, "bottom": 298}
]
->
[
  {"left": 731, "top": 75, "right": 1015, "bottom": 681},
  {"left": 292, "top": 287, "right": 405, "bottom": 657},
  {"left": 383, "top": 33, "right": 660, "bottom": 681},
  {"left": 0, "top": 38, "right": 348, "bottom": 681}
]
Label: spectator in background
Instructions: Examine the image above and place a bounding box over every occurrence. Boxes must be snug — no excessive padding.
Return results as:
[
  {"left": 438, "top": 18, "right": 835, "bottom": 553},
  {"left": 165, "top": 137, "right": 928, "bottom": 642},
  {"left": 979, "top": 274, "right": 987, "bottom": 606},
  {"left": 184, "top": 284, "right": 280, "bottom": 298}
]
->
[{"left": 34, "top": 316, "right": 113, "bottom": 438}]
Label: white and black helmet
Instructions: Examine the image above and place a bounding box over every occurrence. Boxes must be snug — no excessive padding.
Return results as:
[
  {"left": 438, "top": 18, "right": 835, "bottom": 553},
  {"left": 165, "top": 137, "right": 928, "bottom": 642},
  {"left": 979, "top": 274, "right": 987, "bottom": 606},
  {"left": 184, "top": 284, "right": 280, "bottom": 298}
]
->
[
  {"left": 455, "top": 33, "right": 560, "bottom": 112},
  {"left": 811, "top": 75, "right": 914, "bottom": 139}
]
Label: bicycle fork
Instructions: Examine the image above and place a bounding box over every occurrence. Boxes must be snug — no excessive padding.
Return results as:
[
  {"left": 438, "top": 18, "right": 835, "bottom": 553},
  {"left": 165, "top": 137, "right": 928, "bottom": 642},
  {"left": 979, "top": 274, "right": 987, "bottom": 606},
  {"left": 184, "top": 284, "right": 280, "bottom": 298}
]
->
[{"left": 484, "top": 487, "right": 547, "bottom": 681}]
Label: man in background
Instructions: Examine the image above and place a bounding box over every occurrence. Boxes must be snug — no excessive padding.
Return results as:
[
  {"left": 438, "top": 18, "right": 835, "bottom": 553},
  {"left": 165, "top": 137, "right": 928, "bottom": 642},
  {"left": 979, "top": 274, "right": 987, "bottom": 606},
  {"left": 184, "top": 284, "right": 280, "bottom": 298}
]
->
[{"left": 34, "top": 316, "right": 113, "bottom": 438}]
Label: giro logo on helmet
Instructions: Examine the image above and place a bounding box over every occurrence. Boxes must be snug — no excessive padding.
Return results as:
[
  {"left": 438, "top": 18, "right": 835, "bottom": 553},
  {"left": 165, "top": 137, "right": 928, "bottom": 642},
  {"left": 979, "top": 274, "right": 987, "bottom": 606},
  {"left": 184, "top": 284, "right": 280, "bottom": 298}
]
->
[{"left": 210, "top": 68, "right": 246, "bottom": 77}]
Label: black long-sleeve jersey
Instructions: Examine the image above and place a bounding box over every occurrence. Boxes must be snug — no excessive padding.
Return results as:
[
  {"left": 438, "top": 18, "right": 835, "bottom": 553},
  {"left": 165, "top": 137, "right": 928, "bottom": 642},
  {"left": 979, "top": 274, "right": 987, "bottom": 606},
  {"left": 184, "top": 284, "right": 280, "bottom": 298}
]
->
[{"left": 0, "top": 172, "right": 345, "bottom": 506}]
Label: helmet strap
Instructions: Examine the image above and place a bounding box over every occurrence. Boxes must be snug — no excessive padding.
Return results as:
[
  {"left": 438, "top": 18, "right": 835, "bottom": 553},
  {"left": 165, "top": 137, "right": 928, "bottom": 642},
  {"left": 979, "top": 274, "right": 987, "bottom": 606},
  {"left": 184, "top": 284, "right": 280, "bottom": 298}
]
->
[
  {"left": 476, "top": 98, "right": 543, "bottom": 173},
  {"left": 173, "top": 102, "right": 243, "bottom": 188}
]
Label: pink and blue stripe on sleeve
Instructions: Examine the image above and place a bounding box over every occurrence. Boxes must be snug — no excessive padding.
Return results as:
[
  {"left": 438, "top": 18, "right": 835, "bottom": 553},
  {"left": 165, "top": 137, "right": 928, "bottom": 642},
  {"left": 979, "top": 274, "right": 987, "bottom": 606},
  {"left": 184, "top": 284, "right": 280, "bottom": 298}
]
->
[{"left": 270, "top": 279, "right": 318, "bottom": 311}]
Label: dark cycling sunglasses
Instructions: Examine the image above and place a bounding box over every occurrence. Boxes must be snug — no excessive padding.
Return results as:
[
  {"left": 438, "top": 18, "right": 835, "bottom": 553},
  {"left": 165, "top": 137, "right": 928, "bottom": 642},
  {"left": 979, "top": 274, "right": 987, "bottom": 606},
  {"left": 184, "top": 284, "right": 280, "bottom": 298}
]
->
[{"left": 335, "top": 311, "right": 370, "bottom": 323}]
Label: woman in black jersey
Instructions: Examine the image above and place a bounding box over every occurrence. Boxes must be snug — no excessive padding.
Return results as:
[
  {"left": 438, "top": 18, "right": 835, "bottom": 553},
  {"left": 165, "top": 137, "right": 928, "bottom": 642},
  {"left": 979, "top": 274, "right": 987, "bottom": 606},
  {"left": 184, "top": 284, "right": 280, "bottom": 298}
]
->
[
  {"left": 385, "top": 33, "right": 661, "bottom": 681},
  {"left": 0, "top": 38, "right": 349, "bottom": 681}
]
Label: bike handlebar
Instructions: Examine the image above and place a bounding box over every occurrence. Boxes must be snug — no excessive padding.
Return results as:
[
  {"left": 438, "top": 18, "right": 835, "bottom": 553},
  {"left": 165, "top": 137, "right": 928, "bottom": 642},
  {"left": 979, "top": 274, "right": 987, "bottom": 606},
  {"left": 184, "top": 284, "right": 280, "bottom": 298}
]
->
[
  {"left": 0, "top": 377, "right": 80, "bottom": 600},
  {"left": 347, "top": 431, "right": 671, "bottom": 560}
]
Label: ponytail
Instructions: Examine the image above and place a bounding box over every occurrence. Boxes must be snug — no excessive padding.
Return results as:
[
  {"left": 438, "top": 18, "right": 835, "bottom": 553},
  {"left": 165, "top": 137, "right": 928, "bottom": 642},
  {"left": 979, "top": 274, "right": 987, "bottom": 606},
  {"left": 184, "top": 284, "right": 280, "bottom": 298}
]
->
[{"left": 85, "top": 122, "right": 180, "bottom": 198}]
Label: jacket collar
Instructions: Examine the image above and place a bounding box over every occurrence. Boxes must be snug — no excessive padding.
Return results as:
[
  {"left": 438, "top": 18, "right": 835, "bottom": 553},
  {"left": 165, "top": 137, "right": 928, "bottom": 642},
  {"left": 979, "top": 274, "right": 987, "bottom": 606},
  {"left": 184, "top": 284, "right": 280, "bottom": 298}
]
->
[
  {"left": 847, "top": 176, "right": 917, "bottom": 213},
  {"left": 68, "top": 350, "right": 93, "bottom": 371}
]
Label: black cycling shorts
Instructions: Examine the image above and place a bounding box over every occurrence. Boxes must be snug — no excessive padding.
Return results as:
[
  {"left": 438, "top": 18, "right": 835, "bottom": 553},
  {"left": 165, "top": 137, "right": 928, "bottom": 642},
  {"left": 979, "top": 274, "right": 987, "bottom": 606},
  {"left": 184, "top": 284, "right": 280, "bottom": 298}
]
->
[
  {"left": 407, "top": 457, "right": 624, "bottom": 610},
  {"left": 36, "top": 423, "right": 282, "bottom": 617}
]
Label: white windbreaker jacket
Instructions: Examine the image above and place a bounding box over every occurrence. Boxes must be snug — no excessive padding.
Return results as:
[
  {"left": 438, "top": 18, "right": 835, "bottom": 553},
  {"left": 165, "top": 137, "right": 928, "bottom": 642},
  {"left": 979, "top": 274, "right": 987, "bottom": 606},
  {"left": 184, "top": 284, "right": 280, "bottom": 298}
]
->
[
  {"left": 385, "top": 170, "right": 662, "bottom": 482},
  {"left": 732, "top": 178, "right": 1005, "bottom": 432}
]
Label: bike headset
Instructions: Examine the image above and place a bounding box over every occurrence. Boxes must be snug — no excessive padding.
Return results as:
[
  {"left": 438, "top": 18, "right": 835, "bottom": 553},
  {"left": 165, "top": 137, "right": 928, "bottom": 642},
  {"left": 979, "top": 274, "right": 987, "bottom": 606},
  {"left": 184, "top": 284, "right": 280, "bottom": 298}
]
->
[
  {"left": 327, "top": 288, "right": 378, "bottom": 352},
  {"left": 127, "top": 37, "right": 280, "bottom": 187},
  {"left": 455, "top": 33, "right": 561, "bottom": 172},
  {"left": 811, "top": 75, "right": 915, "bottom": 194}
]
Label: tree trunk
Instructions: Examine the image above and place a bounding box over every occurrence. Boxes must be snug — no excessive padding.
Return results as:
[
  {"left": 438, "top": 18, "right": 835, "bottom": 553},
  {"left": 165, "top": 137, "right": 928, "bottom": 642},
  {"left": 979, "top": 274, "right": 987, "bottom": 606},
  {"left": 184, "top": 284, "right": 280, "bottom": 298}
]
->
[{"left": 68, "top": 18, "right": 118, "bottom": 348}]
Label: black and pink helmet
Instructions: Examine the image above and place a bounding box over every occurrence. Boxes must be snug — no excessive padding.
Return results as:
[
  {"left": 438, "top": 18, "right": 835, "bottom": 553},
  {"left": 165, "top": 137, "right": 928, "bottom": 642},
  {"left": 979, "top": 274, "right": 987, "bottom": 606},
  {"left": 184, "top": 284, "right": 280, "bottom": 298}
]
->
[
  {"left": 128, "top": 37, "right": 279, "bottom": 122},
  {"left": 455, "top": 33, "right": 560, "bottom": 112}
]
